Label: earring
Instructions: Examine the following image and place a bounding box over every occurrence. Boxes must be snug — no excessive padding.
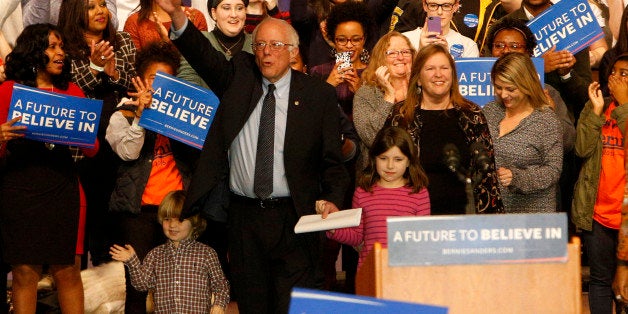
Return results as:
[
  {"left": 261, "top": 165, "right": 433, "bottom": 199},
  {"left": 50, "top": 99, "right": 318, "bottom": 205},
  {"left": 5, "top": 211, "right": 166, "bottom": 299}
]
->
[
  {"left": 32, "top": 66, "right": 37, "bottom": 74},
  {"left": 360, "top": 49, "right": 370, "bottom": 64},
  {"left": 416, "top": 85, "right": 422, "bottom": 95}
]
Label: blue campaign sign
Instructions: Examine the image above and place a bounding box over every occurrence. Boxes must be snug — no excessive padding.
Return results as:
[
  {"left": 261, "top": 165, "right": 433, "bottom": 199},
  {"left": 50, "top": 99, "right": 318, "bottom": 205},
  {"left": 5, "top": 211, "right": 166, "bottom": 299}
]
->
[
  {"left": 289, "top": 288, "right": 448, "bottom": 313},
  {"left": 527, "top": 0, "right": 604, "bottom": 57},
  {"left": 455, "top": 57, "right": 544, "bottom": 107},
  {"left": 139, "top": 71, "right": 220, "bottom": 149},
  {"left": 8, "top": 84, "right": 102, "bottom": 148},
  {"left": 387, "top": 213, "right": 568, "bottom": 266}
]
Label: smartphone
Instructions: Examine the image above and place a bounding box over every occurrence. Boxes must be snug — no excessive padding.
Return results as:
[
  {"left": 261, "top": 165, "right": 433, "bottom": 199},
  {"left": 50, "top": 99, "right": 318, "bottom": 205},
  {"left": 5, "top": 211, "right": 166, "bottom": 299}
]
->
[
  {"left": 427, "top": 16, "right": 442, "bottom": 36},
  {"left": 335, "top": 51, "right": 353, "bottom": 73}
]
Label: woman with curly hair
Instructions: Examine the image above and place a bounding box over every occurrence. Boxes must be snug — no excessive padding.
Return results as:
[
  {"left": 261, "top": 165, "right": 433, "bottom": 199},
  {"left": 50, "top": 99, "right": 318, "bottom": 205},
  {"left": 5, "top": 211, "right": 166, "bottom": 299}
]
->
[
  {"left": 0, "top": 23, "right": 98, "bottom": 312},
  {"left": 291, "top": 0, "right": 377, "bottom": 70},
  {"left": 309, "top": 0, "right": 375, "bottom": 119},
  {"left": 386, "top": 44, "right": 503, "bottom": 214}
]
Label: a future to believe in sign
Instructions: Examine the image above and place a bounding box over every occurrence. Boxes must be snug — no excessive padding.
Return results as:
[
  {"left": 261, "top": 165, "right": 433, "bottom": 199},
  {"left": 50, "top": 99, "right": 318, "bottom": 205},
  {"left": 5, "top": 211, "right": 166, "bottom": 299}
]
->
[{"left": 387, "top": 213, "right": 568, "bottom": 266}]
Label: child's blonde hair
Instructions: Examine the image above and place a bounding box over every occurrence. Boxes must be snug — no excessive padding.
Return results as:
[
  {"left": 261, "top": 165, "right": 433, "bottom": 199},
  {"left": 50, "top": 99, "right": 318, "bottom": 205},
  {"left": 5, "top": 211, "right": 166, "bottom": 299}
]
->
[{"left": 158, "top": 190, "right": 207, "bottom": 240}]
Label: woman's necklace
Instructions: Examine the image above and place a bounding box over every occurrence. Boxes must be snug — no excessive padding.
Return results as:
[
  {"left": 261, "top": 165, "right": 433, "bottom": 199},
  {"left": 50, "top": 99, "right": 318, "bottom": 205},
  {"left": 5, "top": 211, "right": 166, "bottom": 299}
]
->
[{"left": 216, "top": 35, "right": 243, "bottom": 56}]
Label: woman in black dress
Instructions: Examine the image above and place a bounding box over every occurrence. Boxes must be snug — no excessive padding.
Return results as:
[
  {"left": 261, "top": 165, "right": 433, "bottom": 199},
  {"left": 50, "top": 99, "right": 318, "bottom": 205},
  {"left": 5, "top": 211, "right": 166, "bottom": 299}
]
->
[
  {"left": 0, "top": 24, "right": 96, "bottom": 313},
  {"left": 387, "top": 44, "right": 503, "bottom": 215}
]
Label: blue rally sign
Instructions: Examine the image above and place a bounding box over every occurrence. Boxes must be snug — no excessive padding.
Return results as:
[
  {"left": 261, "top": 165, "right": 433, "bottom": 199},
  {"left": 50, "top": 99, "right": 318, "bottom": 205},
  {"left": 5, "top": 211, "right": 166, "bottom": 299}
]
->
[
  {"left": 8, "top": 84, "right": 102, "bottom": 148},
  {"left": 527, "top": 0, "right": 604, "bottom": 57},
  {"left": 289, "top": 288, "right": 448, "bottom": 313},
  {"left": 455, "top": 57, "right": 544, "bottom": 107},
  {"left": 139, "top": 71, "right": 220, "bottom": 149},
  {"left": 387, "top": 213, "right": 568, "bottom": 266}
]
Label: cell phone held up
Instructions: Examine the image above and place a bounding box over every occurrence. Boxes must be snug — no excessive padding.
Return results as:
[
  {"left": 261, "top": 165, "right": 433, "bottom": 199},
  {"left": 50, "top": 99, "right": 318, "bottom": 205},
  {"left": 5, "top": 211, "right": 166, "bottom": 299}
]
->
[
  {"left": 335, "top": 51, "right": 353, "bottom": 74},
  {"left": 427, "top": 16, "right": 442, "bottom": 37}
]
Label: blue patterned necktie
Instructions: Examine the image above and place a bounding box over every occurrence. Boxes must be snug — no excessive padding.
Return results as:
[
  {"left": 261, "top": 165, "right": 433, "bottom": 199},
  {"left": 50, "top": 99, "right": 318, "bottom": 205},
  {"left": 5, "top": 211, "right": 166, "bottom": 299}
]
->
[{"left": 254, "top": 84, "right": 275, "bottom": 199}]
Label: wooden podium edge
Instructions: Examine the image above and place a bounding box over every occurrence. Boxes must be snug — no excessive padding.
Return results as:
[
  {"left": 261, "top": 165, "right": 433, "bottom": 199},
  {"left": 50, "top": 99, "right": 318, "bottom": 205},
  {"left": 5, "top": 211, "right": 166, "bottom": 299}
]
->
[{"left": 356, "top": 237, "right": 582, "bottom": 313}]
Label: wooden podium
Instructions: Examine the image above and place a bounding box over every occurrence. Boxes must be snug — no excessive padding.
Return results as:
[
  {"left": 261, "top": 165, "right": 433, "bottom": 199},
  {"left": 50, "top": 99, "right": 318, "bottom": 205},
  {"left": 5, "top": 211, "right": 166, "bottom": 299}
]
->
[{"left": 356, "top": 237, "right": 582, "bottom": 313}]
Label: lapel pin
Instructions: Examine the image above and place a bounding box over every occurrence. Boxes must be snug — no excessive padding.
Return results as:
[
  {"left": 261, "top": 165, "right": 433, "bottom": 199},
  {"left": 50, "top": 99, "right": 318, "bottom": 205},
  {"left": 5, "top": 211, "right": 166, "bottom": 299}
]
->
[{"left": 294, "top": 100, "right": 300, "bottom": 106}]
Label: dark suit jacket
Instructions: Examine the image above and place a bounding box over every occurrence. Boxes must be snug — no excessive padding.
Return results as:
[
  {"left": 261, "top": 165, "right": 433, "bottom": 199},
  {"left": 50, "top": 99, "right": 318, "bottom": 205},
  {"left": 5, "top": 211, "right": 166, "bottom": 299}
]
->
[
  {"left": 504, "top": 6, "right": 592, "bottom": 121},
  {"left": 172, "top": 23, "right": 350, "bottom": 219}
]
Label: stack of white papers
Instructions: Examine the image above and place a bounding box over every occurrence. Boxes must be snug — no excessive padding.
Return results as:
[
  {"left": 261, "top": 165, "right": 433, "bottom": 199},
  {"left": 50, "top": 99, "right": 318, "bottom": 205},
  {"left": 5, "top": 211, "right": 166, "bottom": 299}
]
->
[{"left": 294, "top": 208, "right": 362, "bottom": 234}]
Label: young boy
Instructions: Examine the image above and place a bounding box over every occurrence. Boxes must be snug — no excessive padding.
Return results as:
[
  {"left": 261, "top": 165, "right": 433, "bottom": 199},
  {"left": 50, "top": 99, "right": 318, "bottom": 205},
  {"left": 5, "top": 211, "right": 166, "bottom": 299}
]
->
[{"left": 110, "top": 190, "right": 229, "bottom": 314}]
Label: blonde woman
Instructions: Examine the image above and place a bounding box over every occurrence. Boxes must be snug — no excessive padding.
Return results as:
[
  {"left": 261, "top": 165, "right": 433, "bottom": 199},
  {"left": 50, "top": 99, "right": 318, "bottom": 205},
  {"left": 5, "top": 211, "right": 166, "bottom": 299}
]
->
[{"left": 483, "top": 52, "right": 562, "bottom": 213}]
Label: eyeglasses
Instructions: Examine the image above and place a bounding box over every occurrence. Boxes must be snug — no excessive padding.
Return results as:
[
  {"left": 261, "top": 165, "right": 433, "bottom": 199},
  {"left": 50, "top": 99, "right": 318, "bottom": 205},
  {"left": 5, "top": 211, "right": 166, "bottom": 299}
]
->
[
  {"left": 252, "top": 41, "right": 294, "bottom": 51},
  {"left": 492, "top": 42, "right": 525, "bottom": 50},
  {"left": 385, "top": 49, "right": 413, "bottom": 58},
  {"left": 425, "top": 2, "right": 455, "bottom": 11},
  {"left": 335, "top": 36, "right": 364, "bottom": 46}
]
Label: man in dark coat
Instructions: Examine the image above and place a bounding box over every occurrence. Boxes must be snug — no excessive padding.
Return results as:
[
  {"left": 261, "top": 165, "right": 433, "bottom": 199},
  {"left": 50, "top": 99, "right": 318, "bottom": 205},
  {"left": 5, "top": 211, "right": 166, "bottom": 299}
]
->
[{"left": 157, "top": 1, "right": 350, "bottom": 313}]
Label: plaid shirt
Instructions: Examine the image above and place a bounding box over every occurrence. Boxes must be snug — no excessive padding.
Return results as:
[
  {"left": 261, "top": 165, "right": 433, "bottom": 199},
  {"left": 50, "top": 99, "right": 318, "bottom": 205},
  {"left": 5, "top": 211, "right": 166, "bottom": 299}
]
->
[
  {"left": 125, "top": 239, "right": 230, "bottom": 313},
  {"left": 70, "top": 31, "right": 136, "bottom": 98}
]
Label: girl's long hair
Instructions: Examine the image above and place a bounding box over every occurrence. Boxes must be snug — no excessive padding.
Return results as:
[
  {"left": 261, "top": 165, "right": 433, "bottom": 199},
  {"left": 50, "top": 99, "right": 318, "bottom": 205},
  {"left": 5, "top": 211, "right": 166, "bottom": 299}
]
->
[{"left": 358, "top": 126, "right": 428, "bottom": 193}]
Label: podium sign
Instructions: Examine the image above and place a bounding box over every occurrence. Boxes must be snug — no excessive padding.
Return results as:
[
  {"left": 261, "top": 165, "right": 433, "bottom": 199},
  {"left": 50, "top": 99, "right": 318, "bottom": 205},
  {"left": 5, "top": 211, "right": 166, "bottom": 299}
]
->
[
  {"left": 387, "top": 213, "right": 567, "bottom": 266},
  {"left": 289, "top": 288, "right": 448, "bottom": 313}
]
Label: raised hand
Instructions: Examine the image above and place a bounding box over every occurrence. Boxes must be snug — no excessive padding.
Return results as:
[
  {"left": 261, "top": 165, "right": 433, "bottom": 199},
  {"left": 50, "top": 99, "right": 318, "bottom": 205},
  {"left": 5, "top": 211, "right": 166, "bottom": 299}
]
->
[
  {"left": 154, "top": 0, "right": 182, "bottom": 14},
  {"left": 109, "top": 244, "right": 136, "bottom": 263},
  {"left": 542, "top": 46, "right": 576, "bottom": 75},
  {"left": 90, "top": 40, "right": 114, "bottom": 69},
  {"left": 419, "top": 21, "right": 448, "bottom": 49},
  {"left": 326, "top": 61, "right": 348, "bottom": 87},
  {"left": 343, "top": 68, "right": 361, "bottom": 93},
  {"left": 588, "top": 82, "right": 604, "bottom": 116},
  {"left": 609, "top": 73, "right": 628, "bottom": 105},
  {"left": 126, "top": 76, "right": 153, "bottom": 117},
  {"left": 375, "top": 65, "right": 395, "bottom": 102},
  {"left": 150, "top": 11, "right": 170, "bottom": 42}
]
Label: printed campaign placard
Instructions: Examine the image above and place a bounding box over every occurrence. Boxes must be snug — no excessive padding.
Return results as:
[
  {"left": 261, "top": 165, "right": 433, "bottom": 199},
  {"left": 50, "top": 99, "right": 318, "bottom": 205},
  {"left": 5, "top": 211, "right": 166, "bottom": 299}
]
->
[
  {"left": 387, "top": 213, "right": 568, "bottom": 266},
  {"left": 8, "top": 84, "right": 102, "bottom": 148},
  {"left": 289, "top": 288, "right": 448, "bottom": 314},
  {"left": 139, "top": 71, "right": 220, "bottom": 149},
  {"left": 456, "top": 57, "right": 544, "bottom": 107},
  {"left": 527, "top": 0, "right": 604, "bottom": 57}
]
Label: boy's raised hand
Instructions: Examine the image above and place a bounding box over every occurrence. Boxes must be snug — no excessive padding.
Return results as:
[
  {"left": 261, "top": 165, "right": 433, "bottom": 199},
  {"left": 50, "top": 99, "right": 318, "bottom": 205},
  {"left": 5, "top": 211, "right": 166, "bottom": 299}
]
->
[{"left": 109, "top": 244, "right": 136, "bottom": 263}]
